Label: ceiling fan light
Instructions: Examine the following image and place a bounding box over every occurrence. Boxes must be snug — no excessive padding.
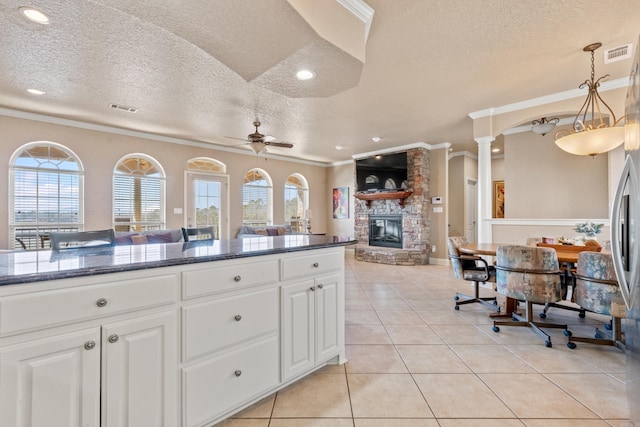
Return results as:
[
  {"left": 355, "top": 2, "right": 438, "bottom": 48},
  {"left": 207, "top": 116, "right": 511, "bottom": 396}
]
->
[{"left": 249, "top": 141, "right": 266, "bottom": 154}]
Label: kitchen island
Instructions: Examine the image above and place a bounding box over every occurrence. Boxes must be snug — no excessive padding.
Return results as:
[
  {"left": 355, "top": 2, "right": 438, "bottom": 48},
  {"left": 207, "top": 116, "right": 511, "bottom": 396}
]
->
[{"left": 0, "top": 235, "right": 356, "bottom": 427}]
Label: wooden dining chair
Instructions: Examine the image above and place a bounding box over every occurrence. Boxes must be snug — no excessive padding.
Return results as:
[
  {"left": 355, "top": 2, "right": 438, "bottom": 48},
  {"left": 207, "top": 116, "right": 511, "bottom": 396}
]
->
[
  {"left": 446, "top": 236, "right": 499, "bottom": 312},
  {"left": 181, "top": 226, "right": 216, "bottom": 242},
  {"left": 49, "top": 229, "right": 116, "bottom": 251}
]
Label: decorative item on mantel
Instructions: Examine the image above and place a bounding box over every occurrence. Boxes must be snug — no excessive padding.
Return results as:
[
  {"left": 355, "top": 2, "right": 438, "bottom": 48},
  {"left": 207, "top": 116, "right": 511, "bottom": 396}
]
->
[
  {"left": 554, "top": 42, "right": 625, "bottom": 157},
  {"left": 574, "top": 220, "right": 604, "bottom": 243}
]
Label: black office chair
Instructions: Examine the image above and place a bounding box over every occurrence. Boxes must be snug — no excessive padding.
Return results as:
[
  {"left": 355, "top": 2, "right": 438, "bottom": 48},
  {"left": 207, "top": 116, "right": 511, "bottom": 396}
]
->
[
  {"left": 49, "top": 229, "right": 116, "bottom": 251},
  {"left": 181, "top": 226, "right": 216, "bottom": 242}
]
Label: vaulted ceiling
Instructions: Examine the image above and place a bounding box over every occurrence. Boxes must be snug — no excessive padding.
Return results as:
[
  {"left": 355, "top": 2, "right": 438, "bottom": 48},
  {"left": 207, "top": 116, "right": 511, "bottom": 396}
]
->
[{"left": 1, "top": 0, "right": 639, "bottom": 163}]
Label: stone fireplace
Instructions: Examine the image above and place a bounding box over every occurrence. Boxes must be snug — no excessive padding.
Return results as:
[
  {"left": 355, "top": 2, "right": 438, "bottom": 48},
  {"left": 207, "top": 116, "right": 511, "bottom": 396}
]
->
[{"left": 354, "top": 148, "right": 430, "bottom": 265}]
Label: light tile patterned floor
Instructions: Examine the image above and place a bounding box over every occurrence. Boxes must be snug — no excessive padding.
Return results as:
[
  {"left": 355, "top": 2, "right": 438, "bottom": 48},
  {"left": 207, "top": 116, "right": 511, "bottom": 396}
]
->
[{"left": 219, "top": 252, "right": 632, "bottom": 426}]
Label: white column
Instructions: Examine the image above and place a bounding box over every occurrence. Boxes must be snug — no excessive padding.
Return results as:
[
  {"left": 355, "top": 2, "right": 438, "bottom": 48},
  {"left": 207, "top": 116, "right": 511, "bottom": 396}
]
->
[{"left": 475, "top": 136, "right": 494, "bottom": 243}]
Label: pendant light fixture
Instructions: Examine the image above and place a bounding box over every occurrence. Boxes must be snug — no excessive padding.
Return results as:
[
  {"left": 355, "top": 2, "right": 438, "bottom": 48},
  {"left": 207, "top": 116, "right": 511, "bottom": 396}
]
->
[
  {"left": 531, "top": 117, "right": 559, "bottom": 136},
  {"left": 555, "top": 42, "right": 625, "bottom": 157}
]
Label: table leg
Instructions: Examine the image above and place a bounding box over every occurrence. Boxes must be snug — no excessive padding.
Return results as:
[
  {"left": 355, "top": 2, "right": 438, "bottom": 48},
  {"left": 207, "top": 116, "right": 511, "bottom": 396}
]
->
[{"left": 489, "top": 297, "right": 518, "bottom": 318}]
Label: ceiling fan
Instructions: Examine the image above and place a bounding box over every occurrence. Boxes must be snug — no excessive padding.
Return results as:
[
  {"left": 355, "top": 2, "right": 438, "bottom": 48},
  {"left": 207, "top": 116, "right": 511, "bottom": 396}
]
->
[{"left": 226, "top": 121, "right": 294, "bottom": 154}]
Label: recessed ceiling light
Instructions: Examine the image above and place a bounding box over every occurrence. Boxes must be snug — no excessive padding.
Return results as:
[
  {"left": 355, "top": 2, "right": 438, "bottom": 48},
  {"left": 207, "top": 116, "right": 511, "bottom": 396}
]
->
[
  {"left": 19, "top": 7, "right": 49, "bottom": 24},
  {"left": 109, "top": 103, "right": 138, "bottom": 113},
  {"left": 371, "top": 137, "right": 381, "bottom": 142},
  {"left": 335, "top": 145, "right": 345, "bottom": 150},
  {"left": 492, "top": 148, "right": 500, "bottom": 153},
  {"left": 27, "top": 88, "right": 45, "bottom": 95},
  {"left": 296, "top": 70, "right": 315, "bottom": 80}
]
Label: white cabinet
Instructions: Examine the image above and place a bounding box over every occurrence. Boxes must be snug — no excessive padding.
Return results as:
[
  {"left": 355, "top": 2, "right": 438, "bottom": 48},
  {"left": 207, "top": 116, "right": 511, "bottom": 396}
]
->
[
  {"left": 0, "top": 311, "right": 176, "bottom": 427},
  {"left": 281, "top": 274, "right": 343, "bottom": 382},
  {"left": 0, "top": 328, "right": 101, "bottom": 427}
]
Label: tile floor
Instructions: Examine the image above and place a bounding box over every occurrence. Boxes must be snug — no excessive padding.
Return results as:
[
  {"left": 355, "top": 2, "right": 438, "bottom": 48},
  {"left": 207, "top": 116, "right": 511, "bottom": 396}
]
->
[{"left": 220, "top": 252, "right": 631, "bottom": 426}]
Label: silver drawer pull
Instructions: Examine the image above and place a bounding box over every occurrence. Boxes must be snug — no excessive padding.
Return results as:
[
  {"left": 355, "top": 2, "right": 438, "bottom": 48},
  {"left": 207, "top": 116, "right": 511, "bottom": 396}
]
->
[
  {"left": 108, "top": 334, "right": 119, "bottom": 343},
  {"left": 312, "top": 262, "right": 319, "bottom": 268},
  {"left": 234, "top": 370, "right": 242, "bottom": 377},
  {"left": 84, "top": 340, "right": 96, "bottom": 350},
  {"left": 96, "top": 298, "right": 108, "bottom": 308},
  {"left": 234, "top": 314, "right": 242, "bottom": 321},
  {"left": 233, "top": 275, "right": 242, "bottom": 282},
  {"left": 317, "top": 284, "right": 324, "bottom": 289}
]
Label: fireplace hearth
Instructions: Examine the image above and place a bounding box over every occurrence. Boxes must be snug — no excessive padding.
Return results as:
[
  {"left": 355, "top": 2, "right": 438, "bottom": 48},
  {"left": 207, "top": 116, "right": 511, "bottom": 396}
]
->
[{"left": 369, "top": 215, "right": 403, "bottom": 248}]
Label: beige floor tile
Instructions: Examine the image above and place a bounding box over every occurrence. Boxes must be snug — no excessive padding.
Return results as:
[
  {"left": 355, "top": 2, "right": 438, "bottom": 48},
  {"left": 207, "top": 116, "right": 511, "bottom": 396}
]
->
[
  {"left": 231, "top": 395, "right": 275, "bottom": 418},
  {"left": 368, "top": 298, "right": 412, "bottom": 311},
  {"left": 376, "top": 310, "right": 426, "bottom": 325},
  {"left": 545, "top": 373, "right": 630, "bottom": 419},
  {"left": 345, "top": 324, "right": 393, "bottom": 344},
  {"left": 479, "top": 373, "right": 598, "bottom": 418},
  {"left": 354, "top": 419, "right": 440, "bottom": 427},
  {"left": 269, "top": 419, "right": 354, "bottom": 427},
  {"left": 345, "top": 344, "right": 408, "bottom": 373},
  {"left": 348, "top": 373, "right": 434, "bottom": 418},
  {"left": 396, "top": 344, "right": 471, "bottom": 373},
  {"left": 437, "top": 420, "right": 525, "bottom": 427},
  {"left": 413, "top": 373, "right": 514, "bottom": 418},
  {"left": 385, "top": 324, "right": 444, "bottom": 344},
  {"left": 521, "top": 420, "right": 612, "bottom": 426},
  {"left": 346, "top": 298, "right": 374, "bottom": 310},
  {"left": 215, "top": 419, "right": 270, "bottom": 427},
  {"left": 346, "top": 310, "right": 381, "bottom": 325},
  {"left": 272, "top": 373, "right": 352, "bottom": 418},
  {"left": 506, "top": 344, "right": 602, "bottom": 373},
  {"left": 430, "top": 323, "right": 499, "bottom": 345},
  {"left": 407, "top": 298, "right": 452, "bottom": 310},
  {"left": 415, "top": 309, "right": 473, "bottom": 325},
  {"left": 450, "top": 344, "right": 536, "bottom": 374},
  {"left": 567, "top": 344, "right": 626, "bottom": 374}
]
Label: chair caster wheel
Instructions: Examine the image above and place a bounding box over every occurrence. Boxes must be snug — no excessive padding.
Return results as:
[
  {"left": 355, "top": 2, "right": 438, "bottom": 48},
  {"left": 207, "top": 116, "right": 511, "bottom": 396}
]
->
[
  {"left": 545, "top": 341, "right": 552, "bottom": 348},
  {"left": 512, "top": 316, "right": 518, "bottom": 321},
  {"left": 454, "top": 296, "right": 459, "bottom": 301},
  {"left": 605, "top": 323, "right": 612, "bottom": 331},
  {"left": 492, "top": 326, "right": 500, "bottom": 332},
  {"left": 595, "top": 332, "right": 602, "bottom": 339},
  {"left": 579, "top": 311, "right": 586, "bottom": 319},
  {"left": 539, "top": 312, "right": 547, "bottom": 319},
  {"left": 454, "top": 305, "right": 460, "bottom": 310},
  {"left": 567, "top": 342, "right": 577, "bottom": 349},
  {"left": 563, "top": 330, "right": 572, "bottom": 337},
  {"left": 493, "top": 300, "right": 498, "bottom": 305}
]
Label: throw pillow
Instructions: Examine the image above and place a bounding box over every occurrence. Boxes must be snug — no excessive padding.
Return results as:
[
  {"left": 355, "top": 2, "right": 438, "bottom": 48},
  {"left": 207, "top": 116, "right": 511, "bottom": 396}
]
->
[
  {"left": 277, "top": 226, "right": 287, "bottom": 236},
  {"left": 146, "top": 232, "right": 174, "bottom": 243},
  {"left": 266, "top": 228, "right": 279, "bottom": 236},
  {"left": 131, "top": 235, "right": 148, "bottom": 245},
  {"left": 253, "top": 228, "right": 268, "bottom": 236},
  {"left": 115, "top": 235, "right": 134, "bottom": 245}
]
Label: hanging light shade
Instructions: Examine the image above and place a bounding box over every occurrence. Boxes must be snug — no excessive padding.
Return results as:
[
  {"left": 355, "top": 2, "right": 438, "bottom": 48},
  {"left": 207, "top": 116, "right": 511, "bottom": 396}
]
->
[
  {"left": 555, "top": 42, "right": 625, "bottom": 157},
  {"left": 531, "top": 117, "right": 559, "bottom": 136}
]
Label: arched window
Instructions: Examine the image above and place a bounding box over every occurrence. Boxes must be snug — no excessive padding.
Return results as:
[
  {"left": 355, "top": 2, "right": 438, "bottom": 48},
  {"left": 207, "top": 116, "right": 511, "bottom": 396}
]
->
[
  {"left": 113, "top": 154, "right": 166, "bottom": 232},
  {"left": 9, "top": 142, "right": 84, "bottom": 250},
  {"left": 187, "top": 157, "right": 226, "bottom": 173},
  {"left": 284, "top": 173, "right": 309, "bottom": 231},
  {"left": 242, "top": 168, "right": 272, "bottom": 226}
]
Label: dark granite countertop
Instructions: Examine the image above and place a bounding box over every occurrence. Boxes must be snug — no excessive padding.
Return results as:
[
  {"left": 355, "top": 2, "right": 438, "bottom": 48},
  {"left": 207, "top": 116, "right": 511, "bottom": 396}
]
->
[{"left": 0, "top": 235, "right": 357, "bottom": 287}]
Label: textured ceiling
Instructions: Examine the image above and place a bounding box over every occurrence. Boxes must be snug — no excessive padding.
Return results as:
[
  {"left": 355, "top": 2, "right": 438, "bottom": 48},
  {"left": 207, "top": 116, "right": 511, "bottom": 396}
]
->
[{"left": 1, "top": 0, "right": 639, "bottom": 163}]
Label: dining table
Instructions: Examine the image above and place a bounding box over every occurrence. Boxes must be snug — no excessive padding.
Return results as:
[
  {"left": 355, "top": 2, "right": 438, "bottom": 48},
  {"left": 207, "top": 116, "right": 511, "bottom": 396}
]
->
[{"left": 457, "top": 242, "right": 591, "bottom": 318}]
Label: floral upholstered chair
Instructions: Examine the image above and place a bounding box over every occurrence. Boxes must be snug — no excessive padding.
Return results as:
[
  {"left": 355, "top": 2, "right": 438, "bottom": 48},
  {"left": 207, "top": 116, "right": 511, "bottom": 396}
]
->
[
  {"left": 492, "top": 245, "right": 570, "bottom": 347},
  {"left": 567, "top": 251, "right": 625, "bottom": 350},
  {"left": 446, "top": 236, "right": 498, "bottom": 312}
]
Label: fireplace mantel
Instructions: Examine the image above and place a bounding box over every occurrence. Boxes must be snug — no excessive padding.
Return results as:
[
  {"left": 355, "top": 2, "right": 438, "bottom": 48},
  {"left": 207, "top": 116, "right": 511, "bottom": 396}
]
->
[{"left": 354, "top": 191, "right": 412, "bottom": 207}]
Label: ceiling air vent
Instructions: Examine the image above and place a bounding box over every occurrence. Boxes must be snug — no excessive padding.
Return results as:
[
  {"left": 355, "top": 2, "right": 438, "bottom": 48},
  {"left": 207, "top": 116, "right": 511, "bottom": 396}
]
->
[
  {"left": 109, "top": 103, "right": 138, "bottom": 113},
  {"left": 604, "top": 43, "right": 633, "bottom": 64}
]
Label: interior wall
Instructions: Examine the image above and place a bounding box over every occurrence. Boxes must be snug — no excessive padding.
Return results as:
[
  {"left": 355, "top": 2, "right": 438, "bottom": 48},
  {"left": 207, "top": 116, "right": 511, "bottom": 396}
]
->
[
  {"left": 447, "top": 155, "right": 465, "bottom": 237},
  {"left": 428, "top": 147, "right": 448, "bottom": 262},
  {"left": 0, "top": 115, "right": 329, "bottom": 248},
  {"left": 504, "top": 127, "right": 609, "bottom": 219},
  {"left": 326, "top": 162, "right": 355, "bottom": 238}
]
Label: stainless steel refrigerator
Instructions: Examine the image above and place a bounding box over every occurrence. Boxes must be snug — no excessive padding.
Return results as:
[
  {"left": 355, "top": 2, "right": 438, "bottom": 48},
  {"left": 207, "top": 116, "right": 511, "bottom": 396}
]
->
[{"left": 612, "top": 34, "right": 640, "bottom": 426}]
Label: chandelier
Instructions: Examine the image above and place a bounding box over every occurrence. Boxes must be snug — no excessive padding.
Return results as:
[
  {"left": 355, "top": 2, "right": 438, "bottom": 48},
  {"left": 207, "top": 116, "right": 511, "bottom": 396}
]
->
[
  {"left": 555, "top": 42, "right": 625, "bottom": 157},
  {"left": 531, "top": 117, "right": 559, "bottom": 136}
]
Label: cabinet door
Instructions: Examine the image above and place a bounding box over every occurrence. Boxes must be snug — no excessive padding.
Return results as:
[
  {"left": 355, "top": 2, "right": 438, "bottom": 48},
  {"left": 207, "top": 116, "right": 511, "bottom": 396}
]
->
[
  {"left": 102, "top": 311, "right": 177, "bottom": 427},
  {"left": 0, "top": 328, "right": 101, "bottom": 427},
  {"left": 281, "top": 279, "right": 315, "bottom": 381},
  {"left": 315, "top": 274, "right": 344, "bottom": 364}
]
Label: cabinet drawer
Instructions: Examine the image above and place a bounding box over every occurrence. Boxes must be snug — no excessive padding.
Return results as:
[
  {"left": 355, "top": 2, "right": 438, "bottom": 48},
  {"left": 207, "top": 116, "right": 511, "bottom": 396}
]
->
[
  {"left": 0, "top": 274, "right": 178, "bottom": 335},
  {"left": 182, "top": 259, "right": 279, "bottom": 299},
  {"left": 182, "top": 288, "right": 278, "bottom": 361},
  {"left": 281, "top": 250, "right": 343, "bottom": 281},
  {"left": 182, "top": 336, "right": 279, "bottom": 427}
]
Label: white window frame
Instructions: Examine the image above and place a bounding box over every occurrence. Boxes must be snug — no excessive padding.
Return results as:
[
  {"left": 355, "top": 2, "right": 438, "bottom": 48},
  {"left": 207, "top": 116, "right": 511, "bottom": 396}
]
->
[
  {"left": 242, "top": 168, "right": 273, "bottom": 226},
  {"left": 284, "top": 173, "right": 309, "bottom": 231}
]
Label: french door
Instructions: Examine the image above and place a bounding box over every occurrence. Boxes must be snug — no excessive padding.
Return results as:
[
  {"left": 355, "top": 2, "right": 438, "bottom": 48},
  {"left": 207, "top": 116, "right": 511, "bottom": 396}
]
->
[{"left": 186, "top": 172, "right": 229, "bottom": 240}]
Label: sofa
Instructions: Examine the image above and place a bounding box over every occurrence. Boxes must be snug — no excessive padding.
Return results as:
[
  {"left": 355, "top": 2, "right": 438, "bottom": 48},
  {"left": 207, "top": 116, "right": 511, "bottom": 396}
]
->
[
  {"left": 114, "top": 229, "right": 184, "bottom": 245},
  {"left": 236, "top": 224, "right": 304, "bottom": 239}
]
